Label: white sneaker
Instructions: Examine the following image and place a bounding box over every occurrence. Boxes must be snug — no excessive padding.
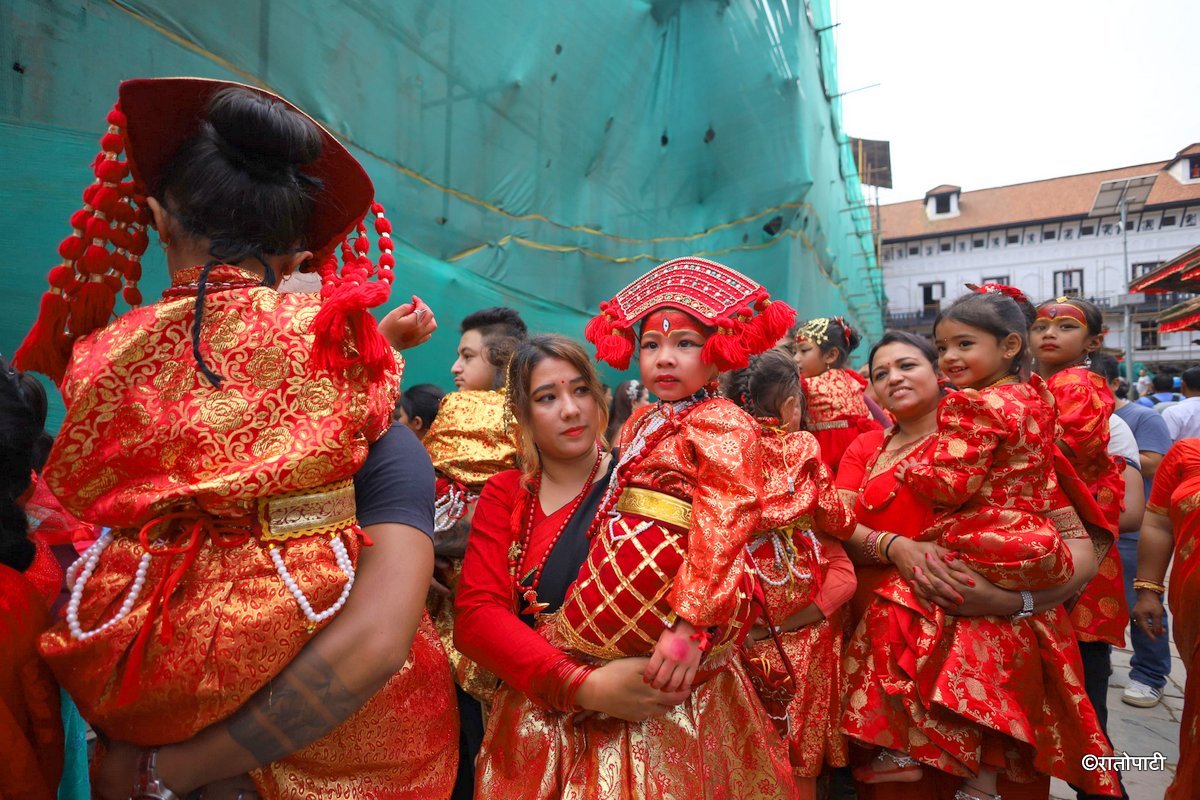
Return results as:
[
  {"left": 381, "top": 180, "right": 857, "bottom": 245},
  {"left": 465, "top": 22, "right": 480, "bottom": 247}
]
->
[{"left": 1122, "top": 679, "right": 1163, "bottom": 708}]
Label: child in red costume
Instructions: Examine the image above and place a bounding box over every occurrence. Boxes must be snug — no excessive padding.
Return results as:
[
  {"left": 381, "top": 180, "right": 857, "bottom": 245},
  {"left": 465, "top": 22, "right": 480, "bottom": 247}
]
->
[
  {"left": 794, "top": 316, "right": 881, "bottom": 469},
  {"left": 730, "top": 347, "right": 856, "bottom": 797},
  {"left": 842, "top": 289, "right": 1121, "bottom": 800},
  {"left": 1031, "top": 296, "right": 1127, "bottom": 647},
  {"left": 557, "top": 257, "right": 796, "bottom": 692}
]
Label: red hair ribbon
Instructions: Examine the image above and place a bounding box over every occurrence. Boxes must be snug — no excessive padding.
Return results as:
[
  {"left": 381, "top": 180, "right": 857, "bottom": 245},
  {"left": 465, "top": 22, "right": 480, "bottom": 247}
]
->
[{"left": 968, "top": 282, "right": 1029, "bottom": 306}]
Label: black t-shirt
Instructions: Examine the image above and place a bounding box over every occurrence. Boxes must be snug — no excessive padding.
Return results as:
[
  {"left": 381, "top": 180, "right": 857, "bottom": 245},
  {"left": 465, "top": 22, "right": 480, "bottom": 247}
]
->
[{"left": 353, "top": 424, "right": 436, "bottom": 543}]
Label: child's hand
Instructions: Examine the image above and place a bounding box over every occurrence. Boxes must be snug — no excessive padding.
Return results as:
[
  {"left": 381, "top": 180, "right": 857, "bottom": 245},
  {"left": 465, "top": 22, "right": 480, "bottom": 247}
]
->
[
  {"left": 378, "top": 295, "right": 437, "bottom": 351},
  {"left": 644, "top": 618, "right": 704, "bottom": 692},
  {"left": 893, "top": 457, "right": 919, "bottom": 481}
]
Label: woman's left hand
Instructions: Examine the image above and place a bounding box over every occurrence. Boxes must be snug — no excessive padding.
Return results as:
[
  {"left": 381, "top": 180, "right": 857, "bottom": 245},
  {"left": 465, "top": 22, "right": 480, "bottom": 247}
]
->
[
  {"left": 911, "top": 552, "right": 1019, "bottom": 616},
  {"left": 92, "top": 739, "right": 142, "bottom": 800},
  {"left": 379, "top": 295, "right": 437, "bottom": 351}
]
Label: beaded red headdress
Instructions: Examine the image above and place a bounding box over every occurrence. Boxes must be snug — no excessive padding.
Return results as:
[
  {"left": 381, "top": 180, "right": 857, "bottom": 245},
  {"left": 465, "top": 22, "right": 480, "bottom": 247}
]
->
[
  {"left": 584, "top": 256, "right": 795, "bottom": 371},
  {"left": 14, "top": 77, "right": 396, "bottom": 384}
]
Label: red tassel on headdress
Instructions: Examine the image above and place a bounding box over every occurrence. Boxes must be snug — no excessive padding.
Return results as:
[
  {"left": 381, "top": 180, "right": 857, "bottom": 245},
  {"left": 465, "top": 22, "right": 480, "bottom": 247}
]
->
[
  {"left": 702, "top": 318, "right": 752, "bottom": 371},
  {"left": 14, "top": 101, "right": 147, "bottom": 383},
  {"left": 585, "top": 301, "right": 635, "bottom": 369},
  {"left": 744, "top": 297, "right": 796, "bottom": 353},
  {"left": 310, "top": 202, "right": 396, "bottom": 382}
]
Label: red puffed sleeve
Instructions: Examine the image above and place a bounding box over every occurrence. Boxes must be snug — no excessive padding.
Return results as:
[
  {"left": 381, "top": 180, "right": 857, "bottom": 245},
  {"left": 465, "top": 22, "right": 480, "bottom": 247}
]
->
[
  {"left": 812, "top": 534, "right": 856, "bottom": 617},
  {"left": 1048, "top": 369, "right": 1114, "bottom": 484},
  {"left": 903, "top": 390, "right": 1004, "bottom": 508},
  {"left": 810, "top": 455, "right": 855, "bottom": 540},
  {"left": 455, "top": 471, "right": 584, "bottom": 708},
  {"left": 668, "top": 404, "right": 763, "bottom": 628}
]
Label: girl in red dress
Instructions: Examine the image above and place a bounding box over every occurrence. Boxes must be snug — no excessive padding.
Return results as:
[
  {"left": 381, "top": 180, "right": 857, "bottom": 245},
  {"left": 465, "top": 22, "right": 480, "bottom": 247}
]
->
[
  {"left": 1031, "top": 298, "right": 1127, "bottom": 633},
  {"left": 793, "top": 316, "right": 882, "bottom": 469},
  {"left": 457, "top": 334, "right": 794, "bottom": 799},
  {"left": 730, "top": 347, "right": 857, "bottom": 798},
  {"left": 842, "top": 291, "right": 1121, "bottom": 800}
]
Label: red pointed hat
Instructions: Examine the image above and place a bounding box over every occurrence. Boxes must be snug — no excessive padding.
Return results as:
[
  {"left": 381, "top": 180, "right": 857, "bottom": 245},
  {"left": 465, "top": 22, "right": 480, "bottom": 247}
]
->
[
  {"left": 14, "top": 77, "right": 396, "bottom": 384},
  {"left": 584, "top": 256, "right": 795, "bottom": 371}
]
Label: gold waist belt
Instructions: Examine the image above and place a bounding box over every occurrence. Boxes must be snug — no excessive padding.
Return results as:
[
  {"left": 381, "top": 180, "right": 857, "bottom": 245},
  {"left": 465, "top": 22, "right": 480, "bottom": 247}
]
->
[
  {"left": 256, "top": 479, "right": 357, "bottom": 544},
  {"left": 809, "top": 419, "right": 849, "bottom": 431},
  {"left": 614, "top": 487, "right": 693, "bottom": 529}
]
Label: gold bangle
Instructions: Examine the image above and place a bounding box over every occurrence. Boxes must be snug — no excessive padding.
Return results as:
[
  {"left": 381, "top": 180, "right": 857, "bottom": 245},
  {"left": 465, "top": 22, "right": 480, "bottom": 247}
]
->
[{"left": 1133, "top": 579, "right": 1166, "bottom": 595}]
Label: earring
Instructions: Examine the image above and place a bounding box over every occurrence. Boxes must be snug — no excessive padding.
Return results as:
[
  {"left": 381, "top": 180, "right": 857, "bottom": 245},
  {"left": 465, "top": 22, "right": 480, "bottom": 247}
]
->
[
  {"left": 1082, "top": 355, "right": 1092, "bottom": 369},
  {"left": 158, "top": 236, "right": 171, "bottom": 252}
]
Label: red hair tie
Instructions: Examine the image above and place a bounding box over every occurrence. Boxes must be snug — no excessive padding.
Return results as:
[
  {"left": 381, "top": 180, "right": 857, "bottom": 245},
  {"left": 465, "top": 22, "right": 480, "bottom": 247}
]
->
[{"left": 967, "top": 282, "right": 1028, "bottom": 306}]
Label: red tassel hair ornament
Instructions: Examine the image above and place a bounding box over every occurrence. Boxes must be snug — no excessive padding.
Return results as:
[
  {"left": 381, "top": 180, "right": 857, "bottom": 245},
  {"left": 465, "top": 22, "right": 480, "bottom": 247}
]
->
[
  {"left": 14, "top": 103, "right": 149, "bottom": 382},
  {"left": 585, "top": 257, "right": 794, "bottom": 372}
]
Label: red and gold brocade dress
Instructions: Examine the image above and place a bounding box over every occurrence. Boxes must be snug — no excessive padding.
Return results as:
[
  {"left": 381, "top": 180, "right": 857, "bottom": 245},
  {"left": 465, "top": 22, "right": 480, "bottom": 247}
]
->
[
  {"left": 742, "top": 425, "right": 856, "bottom": 784},
  {"left": 37, "top": 266, "right": 453, "bottom": 798},
  {"left": 802, "top": 368, "right": 882, "bottom": 470},
  {"left": 841, "top": 378, "right": 1121, "bottom": 796},
  {"left": 1047, "top": 367, "right": 1128, "bottom": 647},
  {"left": 422, "top": 389, "right": 520, "bottom": 701}
]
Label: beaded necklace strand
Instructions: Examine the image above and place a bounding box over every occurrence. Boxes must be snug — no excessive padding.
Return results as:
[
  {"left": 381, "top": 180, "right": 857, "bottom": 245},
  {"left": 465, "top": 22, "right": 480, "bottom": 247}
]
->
[{"left": 509, "top": 442, "right": 603, "bottom": 617}]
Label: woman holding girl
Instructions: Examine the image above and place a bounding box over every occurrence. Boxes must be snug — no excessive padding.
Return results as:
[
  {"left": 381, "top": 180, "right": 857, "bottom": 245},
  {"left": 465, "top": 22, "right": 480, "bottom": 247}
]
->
[
  {"left": 18, "top": 78, "right": 451, "bottom": 798},
  {"left": 840, "top": 292, "right": 1120, "bottom": 800},
  {"left": 459, "top": 257, "right": 799, "bottom": 798},
  {"left": 793, "top": 316, "right": 881, "bottom": 468},
  {"left": 731, "top": 348, "right": 857, "bottom": 798}
]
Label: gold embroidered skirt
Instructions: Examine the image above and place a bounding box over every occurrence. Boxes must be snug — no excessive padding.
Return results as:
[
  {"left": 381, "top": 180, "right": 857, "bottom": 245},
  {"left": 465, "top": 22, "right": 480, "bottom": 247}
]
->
[{"left": 475, "top": 657, "right": 799, "bottom": 800}]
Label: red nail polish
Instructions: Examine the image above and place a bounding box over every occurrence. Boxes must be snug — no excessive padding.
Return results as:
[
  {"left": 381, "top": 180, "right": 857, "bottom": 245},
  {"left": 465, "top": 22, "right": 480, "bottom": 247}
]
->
[
  {"left": 966, "top": 578, "right": 976, "bottom": 587},
  {"left": 942, "top": 554, "right": 955, "bottom": 563}
]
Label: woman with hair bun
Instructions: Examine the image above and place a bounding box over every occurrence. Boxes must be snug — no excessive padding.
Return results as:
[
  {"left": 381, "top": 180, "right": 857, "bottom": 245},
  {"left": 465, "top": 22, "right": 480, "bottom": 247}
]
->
[
  {"left": 793, "top": 316, "right": 881, "bottom": 469},
  {"left": 17, "top": 79, "right": 452, "bottom": 799}
]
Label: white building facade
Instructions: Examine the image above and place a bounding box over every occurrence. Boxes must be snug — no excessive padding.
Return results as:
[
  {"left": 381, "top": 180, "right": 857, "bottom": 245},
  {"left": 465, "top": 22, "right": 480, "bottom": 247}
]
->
[{"left": 880, "top": 145, "right": 1200, "bottom": 371}]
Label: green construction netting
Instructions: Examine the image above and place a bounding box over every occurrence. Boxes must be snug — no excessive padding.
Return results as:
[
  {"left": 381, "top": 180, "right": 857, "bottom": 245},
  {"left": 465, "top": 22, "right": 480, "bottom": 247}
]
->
[{"left": 1, "top": 0, "right": 883, "bottom": 429}]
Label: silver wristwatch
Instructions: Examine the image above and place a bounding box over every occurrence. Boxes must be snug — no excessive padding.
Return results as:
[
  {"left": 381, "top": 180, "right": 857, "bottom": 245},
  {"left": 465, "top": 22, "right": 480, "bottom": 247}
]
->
[
  {"left": 1011, "top": 590, "right": 1035, "bottom": 620},
  {"left": 132, "top": 748, "right": 181, "bottom": 800}
]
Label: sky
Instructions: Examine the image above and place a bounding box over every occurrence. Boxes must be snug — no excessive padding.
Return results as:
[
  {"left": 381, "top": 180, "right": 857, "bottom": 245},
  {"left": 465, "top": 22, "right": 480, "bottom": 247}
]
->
[{"left": 832, "top": 0, "right": 1200, "bottom": 204}]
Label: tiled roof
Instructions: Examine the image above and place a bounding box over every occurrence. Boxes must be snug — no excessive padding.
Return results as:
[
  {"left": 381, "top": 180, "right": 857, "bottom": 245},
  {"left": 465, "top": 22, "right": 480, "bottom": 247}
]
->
[
  {"left": 1130, "top": 244, "right": 1200, "bottom": 293},
  {"left": 881, "top": 156, "right": 1200, "bottom": 241},
  {"left": 924, "top": 184, "right": 961, "bottom": 197}
]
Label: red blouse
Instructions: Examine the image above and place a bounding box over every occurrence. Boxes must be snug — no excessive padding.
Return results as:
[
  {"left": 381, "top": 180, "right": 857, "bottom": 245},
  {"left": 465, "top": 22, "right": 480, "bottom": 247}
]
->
[{"left": 455, "top": 469, "right": 583, "bottom": 707}]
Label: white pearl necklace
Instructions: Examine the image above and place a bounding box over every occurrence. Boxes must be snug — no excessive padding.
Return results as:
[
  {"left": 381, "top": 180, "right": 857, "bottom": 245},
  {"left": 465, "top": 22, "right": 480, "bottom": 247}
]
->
[
  {"left": 66, "top": 530, "right": 153, "bottom": 641},
  {"left": 268, "top": 535, "right": 356, "bottom": 628},
  {"left": 66, "top": 528, "right": 356, "bottom": 641}
]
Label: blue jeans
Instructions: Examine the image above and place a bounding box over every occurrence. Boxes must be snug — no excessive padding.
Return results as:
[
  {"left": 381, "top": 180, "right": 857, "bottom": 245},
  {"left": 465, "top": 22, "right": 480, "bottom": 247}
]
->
[{"left": 1118, "top": 535, "right": 1171, "bottom": 688}]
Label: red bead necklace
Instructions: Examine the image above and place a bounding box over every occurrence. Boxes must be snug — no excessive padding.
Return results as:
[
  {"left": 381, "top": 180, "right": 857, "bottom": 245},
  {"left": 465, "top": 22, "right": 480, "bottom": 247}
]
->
[{"left": 509, "top": 442, "right": 603, "bottom": 617}]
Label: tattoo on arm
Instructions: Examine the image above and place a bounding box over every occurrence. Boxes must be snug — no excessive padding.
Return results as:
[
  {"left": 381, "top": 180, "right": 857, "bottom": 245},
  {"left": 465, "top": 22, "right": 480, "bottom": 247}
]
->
[{"left": 226, "top": 645, "right": 374, "bottom": 765}]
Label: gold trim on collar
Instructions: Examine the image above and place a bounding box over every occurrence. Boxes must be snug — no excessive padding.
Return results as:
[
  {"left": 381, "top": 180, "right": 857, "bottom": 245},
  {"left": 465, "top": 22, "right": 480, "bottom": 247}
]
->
[
  {"left": 258, "top": 479, "right": 357, "bottom": 543},
  {"left": 615, "top": 487, "right": 693, "bottom": 529}
]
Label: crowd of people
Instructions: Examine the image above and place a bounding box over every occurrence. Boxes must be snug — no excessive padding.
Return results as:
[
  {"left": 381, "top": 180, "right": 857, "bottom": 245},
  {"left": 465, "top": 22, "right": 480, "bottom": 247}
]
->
[{"left": 2, "top": 78, "right": 1199, "bottom": 800}]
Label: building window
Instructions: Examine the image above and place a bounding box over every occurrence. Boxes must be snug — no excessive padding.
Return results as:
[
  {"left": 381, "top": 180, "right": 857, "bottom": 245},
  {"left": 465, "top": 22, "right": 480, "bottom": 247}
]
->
[
  {"left": 1063, "top": 228, "right": 1074, "bottom": 239},
  {"left": 982, "top": 275, "right": 1009, "bottom": 286},
  {"left": 1190, "top": 157, "right": 1200, "bottom": 180},
  {"left": 1102, "top": 223, "right": 1114, "bottom": 235},
  {"left": 935, "top": 194, "right": 951, "bottom": 214},
  {"left": 1043, "top": 229, "right": 1057, "bottom": 240},
  {"left": 1026, "top": 232, "right": 1039, "bottom": 243},
  {"left": 939, "top": 241, "right": 952, "bottom": 252},
  {"left": 1132, "top": 262, "right": 1162, "bottom": 281},
  {"left": 908, "top": 245, "right": 919, "bottom": 256},
  {"left": 973, "top": 238, "right": 985, "bottom": 249},
  {"left": 1186, "top": 213, "right": 1197, "bottom": 227},
  {"left": 957, "top": 241, "right": 966, "bottom": 251},
  {"left": 1139, "top": 320, "right": 1160, "bottom": 350},
  {"left": 1080, "top": 224, "right": 1095, "bottom": 236},
  {"left": 925, "top": 245, "right": 934, "bottom": 255},
  {"left": 992, "top": 236, "right": 1001, "bottom": 247},
  {"left": 1162, "top": 215, "right": 1177, "bottom": 226},
  {"left": 920, "top": 282, "right": 945, "bottom": 312},
  {"left": 1053, "top": 269, "right": 1084, "bottom": 297},
  {"left": 1140, "top": 218, "right": 1155, "bottom": 231},
  {"left": 1006, "top": 233, "right": 1019, "bottom": 245}
]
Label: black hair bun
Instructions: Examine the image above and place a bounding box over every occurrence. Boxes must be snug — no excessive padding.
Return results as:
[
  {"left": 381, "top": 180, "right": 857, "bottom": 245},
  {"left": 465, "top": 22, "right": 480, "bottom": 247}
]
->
[
  {"left": 206, "top": 87, "right": 322, "bottom": 167},
  {"left": 843, "top": 324, "right": 862, "bottom": 352}
]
